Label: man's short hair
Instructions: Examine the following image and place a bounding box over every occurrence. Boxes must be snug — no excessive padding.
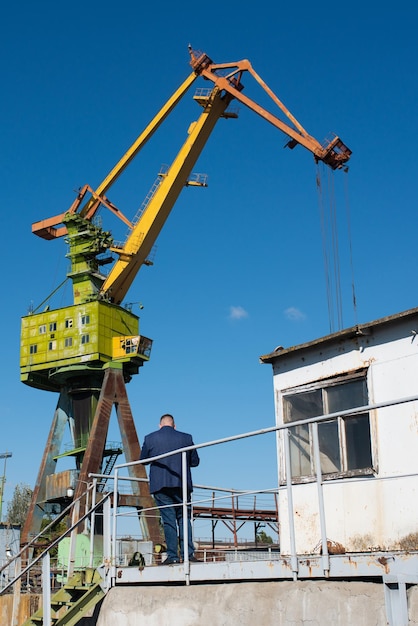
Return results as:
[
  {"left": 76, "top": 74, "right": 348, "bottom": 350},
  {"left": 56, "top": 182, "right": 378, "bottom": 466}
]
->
[{"left": 160, "top": 414, "right": 174, "bottom": 425}]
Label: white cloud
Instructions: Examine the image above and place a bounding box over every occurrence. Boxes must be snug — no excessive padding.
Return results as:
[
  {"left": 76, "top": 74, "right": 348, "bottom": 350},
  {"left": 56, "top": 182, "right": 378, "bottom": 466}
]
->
[
  {"left": 284, "top": 306, "right": 306, "bottom": 321},
  {"left": 229, "top": 305, "right": 249, "bottom": 320}
]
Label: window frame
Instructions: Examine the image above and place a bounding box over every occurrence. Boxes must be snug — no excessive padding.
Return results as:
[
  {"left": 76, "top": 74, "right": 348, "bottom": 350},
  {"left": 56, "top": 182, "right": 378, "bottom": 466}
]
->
[{"left": 281, "top": 370, "right": 375, "bottom": 483}]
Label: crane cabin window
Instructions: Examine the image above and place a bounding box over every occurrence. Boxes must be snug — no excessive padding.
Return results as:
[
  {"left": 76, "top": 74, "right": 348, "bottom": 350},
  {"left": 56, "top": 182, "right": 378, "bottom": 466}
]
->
[
  {"left": 39, "top": 325, "right": 46, "bottom": 335},
  {"left": 64, "top": 337, "right": 73, "bottom": 347},
  {"left": 81, "top": 315, "right": 90, "bottom": 325},
  {"left": 81, "top": 334, "right": 89, "bottom": 344},
  {"left": 282, "top": 373, "right": 373, "bottom": 481},
  {"left": 65, "top": 319, "right": 73, "bottom": 329},
  {"left": 49, "top": 322, "right": 57, "bottom": 332},
  {"left": 29, "top": 344, "right": 37, "bottom": 355}
]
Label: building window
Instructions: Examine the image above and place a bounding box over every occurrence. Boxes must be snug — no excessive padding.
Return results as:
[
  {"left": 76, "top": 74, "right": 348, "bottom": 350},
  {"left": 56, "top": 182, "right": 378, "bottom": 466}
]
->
[
  {"left": 81, "top": 315, "right": 90, "bottom": 325},
  {"left": 122, "top": 337, "right": 139, "bottom": 354},
  {"left": 49, "top": 322, "right": 57, "bottom": 332},
  {"left": 282, "top": 373, "right": 373, "bottom": 480},
  {"left": 81, "top": 334, "right": 89, "bottom": 344},
  {"left": 30, "top": 344, "right": 38, "bottom": 354},
  {"left": 64, "top": 337, "right": 73, "bottom": 347},
  {"left": 48, "top": 341, "right": 57, "bottom": 351},
  {"left": 65, "top": 319, "right": 73, "bottom": 328},
  {"left": 39, "top": 325, "right": 46, "bottom": 334}
]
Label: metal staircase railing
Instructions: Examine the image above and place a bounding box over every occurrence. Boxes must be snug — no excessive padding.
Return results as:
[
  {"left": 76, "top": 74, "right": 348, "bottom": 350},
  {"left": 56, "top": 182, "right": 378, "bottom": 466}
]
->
[{"left": 0, "top": 482, "right": 112, "bottom": 626}]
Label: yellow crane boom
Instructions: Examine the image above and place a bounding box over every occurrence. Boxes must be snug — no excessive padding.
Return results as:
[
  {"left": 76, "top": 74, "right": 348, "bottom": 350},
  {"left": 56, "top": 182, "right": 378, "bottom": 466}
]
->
[{"left": 32, "top": 47, "right": 351, "bottom": 306}]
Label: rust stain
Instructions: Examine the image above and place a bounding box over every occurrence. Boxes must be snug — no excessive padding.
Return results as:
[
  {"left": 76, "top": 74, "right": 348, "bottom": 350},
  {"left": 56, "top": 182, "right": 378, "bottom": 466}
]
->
[
  {"left": 377, "top": 556, "right": 390, "bottom": 574},
  {"left": 321, "top": 540, "right": 346, "bottom": 555},
  {"left": 347, "top": 556, "right": 358, "bottom": 569}
]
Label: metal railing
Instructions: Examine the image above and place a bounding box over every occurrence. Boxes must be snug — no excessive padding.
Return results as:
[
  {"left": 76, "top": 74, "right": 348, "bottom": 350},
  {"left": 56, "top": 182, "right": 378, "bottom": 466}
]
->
[
  {"left": 2, "top": 394, "right": 418, "bottom": 611},
  {"left": 107, "top": 393, "right": 418, "bottom": 585}
]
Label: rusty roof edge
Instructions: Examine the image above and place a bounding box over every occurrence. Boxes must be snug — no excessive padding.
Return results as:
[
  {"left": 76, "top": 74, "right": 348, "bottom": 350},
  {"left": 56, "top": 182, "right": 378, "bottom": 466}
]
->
[{"left": 259, "top": 306, "right": 418, "bottom": 364}]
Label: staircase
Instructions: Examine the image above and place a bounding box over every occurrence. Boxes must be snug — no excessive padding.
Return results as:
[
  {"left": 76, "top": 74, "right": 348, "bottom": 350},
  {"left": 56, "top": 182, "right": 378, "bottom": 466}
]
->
[{"left": 22, "top": 568, "right": 105, "bottom": 626}]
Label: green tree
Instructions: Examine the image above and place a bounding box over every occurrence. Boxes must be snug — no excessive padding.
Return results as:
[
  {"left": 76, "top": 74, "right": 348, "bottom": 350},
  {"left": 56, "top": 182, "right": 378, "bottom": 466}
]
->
[
  {"left": 37, "top": 517, "right": 68, "bottom": 558},
  {"left": 256, "top": 530, "right": 273, "bottom": 544},
  {"left": 6, "top": 483, "right": 33, "bottom": 526}
]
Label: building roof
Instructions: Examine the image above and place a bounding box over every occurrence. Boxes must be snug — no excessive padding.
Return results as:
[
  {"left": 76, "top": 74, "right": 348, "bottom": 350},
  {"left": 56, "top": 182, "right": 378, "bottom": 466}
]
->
[{"left": 259, "top": 306, "right": 418, "bottom": 364}]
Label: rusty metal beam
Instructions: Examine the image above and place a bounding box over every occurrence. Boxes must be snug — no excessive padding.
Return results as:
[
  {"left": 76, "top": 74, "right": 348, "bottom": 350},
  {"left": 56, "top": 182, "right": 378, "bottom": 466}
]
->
[
  {"left": 193, "top": 506, "right": 278, "bottom": 522},
  {"left": 23, "top": 365, "right": 160, "bottom": 546},
  {"left": 114, "top": 368, "right": 162, "bottom": 543},
  {"left": 74, "top": 374, "right": 113, "bottom": 505},
  {"left": 70, "top": 367, "right": 161, "bottom": 543},
  {"left": 21, "top": 394, "right": 70, "bottom": 546}
]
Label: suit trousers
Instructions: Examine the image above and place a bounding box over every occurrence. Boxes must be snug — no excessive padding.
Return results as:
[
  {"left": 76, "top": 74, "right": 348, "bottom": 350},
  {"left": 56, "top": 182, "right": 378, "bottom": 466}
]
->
[{"left": 154, "top": 488, "right": 195, "bottom": 561}]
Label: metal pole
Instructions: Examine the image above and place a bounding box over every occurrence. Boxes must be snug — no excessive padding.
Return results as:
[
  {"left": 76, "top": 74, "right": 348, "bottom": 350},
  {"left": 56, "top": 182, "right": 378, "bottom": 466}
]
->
[
  {"left": 283, "top": 430, "right": 298, "bottom": 580},
  {"left": 182, "top": 451, "right": 190, "bottom": 584},
  {"left": 110, "top": 469, "right": 119, "bottom": 589},
  {"left": 311, "top": 422, "right": 330, "bottom": 576},
  {"left": 11, "top": 556, "right": 21, "bottom": 626},
  {"left": 42, "top": 552, "right": 51, "bottom": 626},
  {"left": 89, "top": 478, "right": 97, "bottom": 568},
  {"left": 211, "top": 491, "right": 215, "bottom": 549},
  {"left": 103, "top": 496, "right": 111, "bottom": 568},
  {"left": 67, "top": 499, "right": 80, "bottom": 579},
  {"left": 0, "top": 452, "right": 12, "bottom": 522}
]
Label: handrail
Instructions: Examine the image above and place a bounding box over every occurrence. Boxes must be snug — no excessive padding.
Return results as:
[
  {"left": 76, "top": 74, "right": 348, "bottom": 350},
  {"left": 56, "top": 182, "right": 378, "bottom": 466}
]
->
[
  {"left": 107, "top": 393, "right": 418, "bottom": 583},
  {"left": 3, "top": 393, "right": 418, "bottom": 597},
  {"left": 113, "top": 394, "right": 418, "bottom": 474},
  {"left": 0, "top": 486, "right": 110, "bottom": 596}
]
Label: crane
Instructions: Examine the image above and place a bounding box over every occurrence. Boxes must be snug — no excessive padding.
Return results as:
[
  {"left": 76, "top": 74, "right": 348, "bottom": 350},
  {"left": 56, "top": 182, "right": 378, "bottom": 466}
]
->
[{"left": 20, "top": 47, "right": 351, "bottom": 545}]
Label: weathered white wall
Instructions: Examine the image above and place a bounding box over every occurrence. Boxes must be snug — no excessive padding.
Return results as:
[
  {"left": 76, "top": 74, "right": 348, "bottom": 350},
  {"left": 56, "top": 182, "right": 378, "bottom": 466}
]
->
[
  {"left": 95, "top": 581, "right": 418, "bottom": 626},
  {"left": 270, "top": 314, "right": 418, "bottom": 553}
]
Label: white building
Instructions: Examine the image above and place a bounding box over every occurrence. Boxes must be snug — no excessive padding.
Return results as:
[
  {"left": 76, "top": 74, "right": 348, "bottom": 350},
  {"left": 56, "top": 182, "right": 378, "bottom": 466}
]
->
[{"left": 260, "top": 307, "right": 418, "bottom": 555}]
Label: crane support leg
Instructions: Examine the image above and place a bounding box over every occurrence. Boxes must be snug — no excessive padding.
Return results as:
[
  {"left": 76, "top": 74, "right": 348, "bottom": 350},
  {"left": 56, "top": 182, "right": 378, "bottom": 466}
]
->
[
  {"left": 75, "top": 365, "right": 161, "bottom": 543},
  {"left": 21, "top": 394, "right": 71, "bottom": 546},
  {"left": 21, "top": 365, "right": 161, "bottom": 548}
]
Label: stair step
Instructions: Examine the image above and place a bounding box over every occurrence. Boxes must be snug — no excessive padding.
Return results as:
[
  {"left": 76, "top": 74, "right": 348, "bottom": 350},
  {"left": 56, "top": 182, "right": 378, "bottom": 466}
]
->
[{"left": 21, "top": 569, "right": 105, "bottom": 626}]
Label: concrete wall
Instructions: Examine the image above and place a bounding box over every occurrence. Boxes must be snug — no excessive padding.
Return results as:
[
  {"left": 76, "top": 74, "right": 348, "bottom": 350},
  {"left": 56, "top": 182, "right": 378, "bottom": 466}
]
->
[
  {"left": 2, "top": 582, "right": 417, "bottom": 624},
  {"left": 96, "top": 581, "right": 418, "bottom": 626}
]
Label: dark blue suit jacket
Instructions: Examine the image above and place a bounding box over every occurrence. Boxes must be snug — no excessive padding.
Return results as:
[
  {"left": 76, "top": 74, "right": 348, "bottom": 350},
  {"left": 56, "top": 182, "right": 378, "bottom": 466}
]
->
[{"left": 140, "top": 426, "right": 200, "bottom": 494}]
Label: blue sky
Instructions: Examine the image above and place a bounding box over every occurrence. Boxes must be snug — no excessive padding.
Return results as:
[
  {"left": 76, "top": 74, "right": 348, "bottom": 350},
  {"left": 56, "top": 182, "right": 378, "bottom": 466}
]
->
[{"left": 2, "top": 1, "right": 418, "bottom": 528}]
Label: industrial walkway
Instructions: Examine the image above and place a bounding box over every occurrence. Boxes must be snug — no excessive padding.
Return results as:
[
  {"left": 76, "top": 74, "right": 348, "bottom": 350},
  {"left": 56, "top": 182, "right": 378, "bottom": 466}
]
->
[{"left": 2, "top": 398, "right": 418, "bottom": 625}]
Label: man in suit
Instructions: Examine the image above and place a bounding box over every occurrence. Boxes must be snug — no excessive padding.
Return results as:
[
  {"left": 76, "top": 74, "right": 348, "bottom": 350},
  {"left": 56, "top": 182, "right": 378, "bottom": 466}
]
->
[{"left": 140, "top": 413, "right": 200, "bottom": 565}]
